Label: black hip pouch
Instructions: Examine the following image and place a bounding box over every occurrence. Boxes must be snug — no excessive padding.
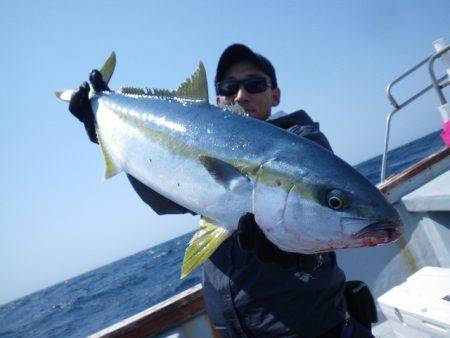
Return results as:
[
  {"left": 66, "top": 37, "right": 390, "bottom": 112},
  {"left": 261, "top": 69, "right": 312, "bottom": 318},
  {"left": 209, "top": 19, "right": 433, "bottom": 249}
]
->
[{"left": 344, "top": 280, "right": 378, "bottom": 329}]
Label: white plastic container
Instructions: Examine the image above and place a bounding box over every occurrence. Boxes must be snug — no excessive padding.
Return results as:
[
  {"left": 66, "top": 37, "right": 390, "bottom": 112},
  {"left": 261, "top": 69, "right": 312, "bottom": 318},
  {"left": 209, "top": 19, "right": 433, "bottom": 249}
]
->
[{"left": 377, "top": 266, "right": 450, "bottom": 337}]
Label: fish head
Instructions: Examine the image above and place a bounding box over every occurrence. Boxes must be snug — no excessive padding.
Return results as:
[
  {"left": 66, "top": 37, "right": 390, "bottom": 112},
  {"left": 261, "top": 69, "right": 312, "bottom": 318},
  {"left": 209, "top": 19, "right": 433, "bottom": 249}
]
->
[{"left": 261, "top": 161, "right": 403, "bottom": 254}]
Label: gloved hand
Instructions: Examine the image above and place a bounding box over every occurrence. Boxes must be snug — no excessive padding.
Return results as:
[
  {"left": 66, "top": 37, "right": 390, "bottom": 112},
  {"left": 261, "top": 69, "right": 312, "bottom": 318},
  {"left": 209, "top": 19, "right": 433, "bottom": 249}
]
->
[
  {"left": 68, "top": 69, "right": 110, "bottom": 144},
  {"left": 344, "top": 281, "right": 378, "bottom": 329},
  {"left": 236, "top": 213, "right": 321, "bottom": 271}
]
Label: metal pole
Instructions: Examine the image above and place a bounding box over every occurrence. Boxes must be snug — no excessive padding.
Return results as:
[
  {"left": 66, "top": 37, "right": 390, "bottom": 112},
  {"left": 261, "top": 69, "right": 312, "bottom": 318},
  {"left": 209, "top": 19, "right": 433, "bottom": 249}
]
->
[
  {"left": 381, "top": 109, "right": 396, "bottom": 182},
  {"left": 380, "top": 50, "right": 449, "bottom": 183},
  {"left": 387, "top": 56, "right": 431, "bottom": 109}
]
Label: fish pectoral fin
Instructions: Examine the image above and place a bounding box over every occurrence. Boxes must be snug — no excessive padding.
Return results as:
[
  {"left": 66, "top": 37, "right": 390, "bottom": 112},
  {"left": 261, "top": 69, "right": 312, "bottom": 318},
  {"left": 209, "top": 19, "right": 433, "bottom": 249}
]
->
[
  {"left": 199, "top": 156, "right": 250, "bottom": 190},
  {"left": 96, "top": 129, "right": 122, "bottom": 180},
  {"left": 181, "top": 218, "right": 231, "bottom": 278}
]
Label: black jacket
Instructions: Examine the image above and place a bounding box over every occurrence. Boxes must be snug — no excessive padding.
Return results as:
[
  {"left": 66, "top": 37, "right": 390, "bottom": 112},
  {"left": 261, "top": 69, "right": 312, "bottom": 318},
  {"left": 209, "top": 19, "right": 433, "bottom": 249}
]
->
[{"left": 127, "top": 110, "right": 346, "bottom": 338}]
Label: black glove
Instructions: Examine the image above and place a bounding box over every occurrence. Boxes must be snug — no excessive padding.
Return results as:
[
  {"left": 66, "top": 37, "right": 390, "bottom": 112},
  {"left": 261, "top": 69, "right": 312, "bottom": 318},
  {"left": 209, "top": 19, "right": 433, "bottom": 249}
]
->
[
  {"left": 236, "top": 213, "right": 321, "bottom": 271},
  {"left": 344, "top": 280, "right": 378, "bottom": 329},
  {"left": 68, "top": 69, "right": 110, "bottom": 144}
]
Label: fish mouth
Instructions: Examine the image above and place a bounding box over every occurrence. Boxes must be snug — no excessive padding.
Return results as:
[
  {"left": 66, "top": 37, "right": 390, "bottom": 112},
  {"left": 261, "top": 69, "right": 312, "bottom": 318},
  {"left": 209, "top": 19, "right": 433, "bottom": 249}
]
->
[{"left": 352, "top": 218, "right": 403, "bottom": 241}]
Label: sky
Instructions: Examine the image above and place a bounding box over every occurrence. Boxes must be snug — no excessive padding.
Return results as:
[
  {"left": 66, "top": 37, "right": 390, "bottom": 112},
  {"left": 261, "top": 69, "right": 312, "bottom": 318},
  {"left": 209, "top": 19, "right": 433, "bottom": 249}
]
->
[{"left": 1, "top": 0, "right": 449, "bottom": 305}]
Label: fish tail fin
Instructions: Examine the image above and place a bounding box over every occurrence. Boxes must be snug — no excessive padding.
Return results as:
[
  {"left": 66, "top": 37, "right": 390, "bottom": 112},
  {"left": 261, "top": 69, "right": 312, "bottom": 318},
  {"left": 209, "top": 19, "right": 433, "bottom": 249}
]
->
[
  {"left": 54, "top": 89, "right": 76, "bottom": 102},
  {"left": 181, "top": 218, "right": 232, "bottom": 279},
  {"left": 97, "top": 129, "right": 122, "bottom": 180},
  {"left": 55, "top": 51, "right": 117, "bottom": 102},
  {"left": 99, "top": 51, "right": 116, "bottom": 85}
]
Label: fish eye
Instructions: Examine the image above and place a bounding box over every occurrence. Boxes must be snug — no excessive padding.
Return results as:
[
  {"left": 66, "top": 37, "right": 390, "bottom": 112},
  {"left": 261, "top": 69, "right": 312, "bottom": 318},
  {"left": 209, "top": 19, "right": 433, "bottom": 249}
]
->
[{"left": 327, "top": 189, "right": 348, "bottom": 210}]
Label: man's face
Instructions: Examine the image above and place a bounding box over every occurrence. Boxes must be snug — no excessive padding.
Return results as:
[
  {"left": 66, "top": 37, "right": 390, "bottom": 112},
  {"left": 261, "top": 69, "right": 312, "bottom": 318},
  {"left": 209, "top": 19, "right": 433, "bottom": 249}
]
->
[{"left": 216, "top": 61, "right": 281, "bottom": 121}]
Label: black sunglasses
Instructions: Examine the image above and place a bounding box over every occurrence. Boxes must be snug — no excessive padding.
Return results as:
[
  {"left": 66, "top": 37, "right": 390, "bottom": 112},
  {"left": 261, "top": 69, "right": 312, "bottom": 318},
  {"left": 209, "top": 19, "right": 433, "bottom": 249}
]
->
[{"left": 216, "top": 77, "right": 272, "bottom": 97}]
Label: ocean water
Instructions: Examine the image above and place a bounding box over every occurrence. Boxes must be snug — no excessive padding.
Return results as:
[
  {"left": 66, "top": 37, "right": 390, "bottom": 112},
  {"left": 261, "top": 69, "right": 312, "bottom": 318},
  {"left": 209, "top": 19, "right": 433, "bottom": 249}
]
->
[{"left": 0, "top": 131, "right": 445, "bottom": 338}]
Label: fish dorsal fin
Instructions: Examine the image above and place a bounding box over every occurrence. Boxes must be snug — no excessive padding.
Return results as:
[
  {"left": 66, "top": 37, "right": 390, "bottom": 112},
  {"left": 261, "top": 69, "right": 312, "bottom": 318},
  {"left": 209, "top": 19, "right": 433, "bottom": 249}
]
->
[
  {"left": 199, "top": 156, "right": 250, "bottom": 190},
  {"left": 219, "top": 103, "right": 249, "bottom": 117},
  {"left": 119, "top": 87, "right": 147, "bottom": 95},
  {"left": 181, "top": 217, "right": 231, "bottom": 278},
  {"left": 147, "top": 62, "right": 209, "bottom": 103},
  {"left": 176, "top": 61, "right": 209, "bottom": 103},
  {"left": 119, "top": 62, "right": 209, "bottom": 103}
]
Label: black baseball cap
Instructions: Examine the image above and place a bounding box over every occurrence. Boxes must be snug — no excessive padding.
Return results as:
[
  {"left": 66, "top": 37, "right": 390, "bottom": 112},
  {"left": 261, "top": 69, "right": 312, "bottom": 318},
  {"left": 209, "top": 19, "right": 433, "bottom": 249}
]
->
[{"left": 215, "top": 44, "right": 278, "bottom": 94}]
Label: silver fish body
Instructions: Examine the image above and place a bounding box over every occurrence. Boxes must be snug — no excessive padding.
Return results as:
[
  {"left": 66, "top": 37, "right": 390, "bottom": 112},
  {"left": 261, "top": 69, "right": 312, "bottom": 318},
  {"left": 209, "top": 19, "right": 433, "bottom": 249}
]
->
[
  {"left": 57, "top": 54, "right": 402, "bottom": 277},
  {"left": 93, "top": 91, "right": 401, "bottom": 254}
]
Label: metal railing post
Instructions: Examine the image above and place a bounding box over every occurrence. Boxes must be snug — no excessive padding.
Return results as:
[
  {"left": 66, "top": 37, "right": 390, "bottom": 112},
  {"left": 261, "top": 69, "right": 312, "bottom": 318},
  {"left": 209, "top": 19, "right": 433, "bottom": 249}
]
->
[
  {"left": 380, "top": 47, "right": 449, "bottom": 183},
  {"left": 381, "top": 110, "right": 397, "bottom": 182}
]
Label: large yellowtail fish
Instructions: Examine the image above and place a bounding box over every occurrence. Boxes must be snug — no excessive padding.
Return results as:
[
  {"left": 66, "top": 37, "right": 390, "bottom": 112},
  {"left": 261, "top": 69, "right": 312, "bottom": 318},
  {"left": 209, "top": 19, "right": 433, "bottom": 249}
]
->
[{"left": 56, "top": 53, "right": 402, "bottom": 278}]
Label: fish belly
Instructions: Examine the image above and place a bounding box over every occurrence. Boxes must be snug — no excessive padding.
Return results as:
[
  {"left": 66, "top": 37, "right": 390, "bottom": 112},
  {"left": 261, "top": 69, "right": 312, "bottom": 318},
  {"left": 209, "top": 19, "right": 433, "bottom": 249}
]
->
[{"left": 93, "top": 96, "right": 251, "bottom": 230}]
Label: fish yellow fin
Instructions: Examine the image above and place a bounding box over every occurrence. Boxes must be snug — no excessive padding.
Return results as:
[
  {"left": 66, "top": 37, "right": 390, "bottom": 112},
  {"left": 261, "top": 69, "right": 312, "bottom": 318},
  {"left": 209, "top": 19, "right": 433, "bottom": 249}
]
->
[
  {"left": 147, "top": 62, "right": 209, "bottom": 103},
  {"left": 100, "top": 51, "right": 116, "bottom": 85},
  {"left": 55, "top": 52, "right": 115, "bottom": 102},
  {"left": 181, "top": 218, "right": 231, "bottom": 278},
  {"left": 176, "top": 61, "right": 209, "bottom": 103},
  {"left": 96, "top": 129, "right": 122, "bottom": 180}
]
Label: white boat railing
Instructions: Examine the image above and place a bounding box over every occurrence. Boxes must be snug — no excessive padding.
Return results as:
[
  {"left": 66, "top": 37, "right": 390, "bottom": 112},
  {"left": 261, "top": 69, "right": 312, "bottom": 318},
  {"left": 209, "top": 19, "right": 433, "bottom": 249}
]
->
[{"left": 380, "top": 44, "right": 450, "bottom": 183}]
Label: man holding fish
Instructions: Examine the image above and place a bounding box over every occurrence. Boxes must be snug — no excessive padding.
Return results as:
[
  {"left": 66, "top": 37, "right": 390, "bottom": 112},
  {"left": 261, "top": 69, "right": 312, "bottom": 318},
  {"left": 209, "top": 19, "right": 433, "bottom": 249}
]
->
[{"left": 66, "top": 44, "right": 394, "bottom": 337}]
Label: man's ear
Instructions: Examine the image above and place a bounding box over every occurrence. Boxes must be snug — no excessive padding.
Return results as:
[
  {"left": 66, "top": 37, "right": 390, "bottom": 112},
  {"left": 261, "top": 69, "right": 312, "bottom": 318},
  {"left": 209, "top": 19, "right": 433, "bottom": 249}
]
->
[
  {"left": 272, "top": 88, "right": 281, "bottom": 107},
  {"left": 216, "top": 96, "right": 221, "bottom": 105}
]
